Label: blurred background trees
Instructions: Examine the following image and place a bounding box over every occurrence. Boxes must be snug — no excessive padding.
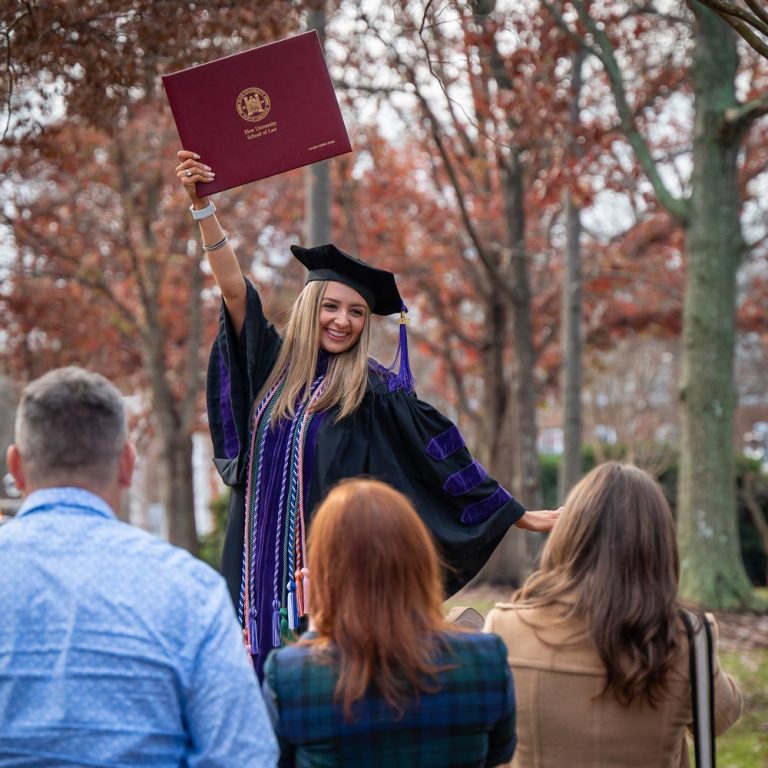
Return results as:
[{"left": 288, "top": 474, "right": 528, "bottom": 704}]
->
[{"left": 2, "top": 0, "right": 767, "bottom": 607}]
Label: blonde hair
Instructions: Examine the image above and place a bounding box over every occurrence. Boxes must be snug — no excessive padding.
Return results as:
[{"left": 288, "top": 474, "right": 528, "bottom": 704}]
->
[
  {"left": 257, "top": 281, "right": 372, "bottom": 423},
  {"left": 515, "top": 462, "right": 683, "bottom": 706},
  {"left": 303, "top": 479, "right": 453, "bottom": 719}
]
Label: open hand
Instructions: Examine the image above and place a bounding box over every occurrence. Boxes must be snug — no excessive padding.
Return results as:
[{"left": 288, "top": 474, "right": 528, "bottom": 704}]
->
[
  {"left": 514, "top": 507, "right": 562, "bottom": 532},
  {"left": 176, "top": 149, "right": 215, "bottom": 205}
]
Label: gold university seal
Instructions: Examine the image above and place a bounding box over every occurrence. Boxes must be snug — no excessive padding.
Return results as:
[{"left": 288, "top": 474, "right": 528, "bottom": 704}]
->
[{"left": 236, "top": 87, "right": 271, "bottom": 123}]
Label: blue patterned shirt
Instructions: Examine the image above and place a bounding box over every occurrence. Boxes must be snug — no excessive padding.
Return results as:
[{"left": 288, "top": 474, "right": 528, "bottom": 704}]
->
[{"left": 0, "top": 487, "right": 278, "bottom": 767}]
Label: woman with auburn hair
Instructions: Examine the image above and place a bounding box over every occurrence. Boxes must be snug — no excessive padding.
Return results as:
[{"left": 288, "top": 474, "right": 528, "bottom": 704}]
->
[
  {"left": 485, "top": 462, "right": 743, "bottom": 768},
  {"left": 175, "top": 150, "right": 559, "bottom": 677},
  {"left": 262, "top": 478, "right": 517, "bottom": 767}
]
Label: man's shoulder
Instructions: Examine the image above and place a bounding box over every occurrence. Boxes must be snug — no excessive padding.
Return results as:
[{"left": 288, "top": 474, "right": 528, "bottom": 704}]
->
[
  {"left": 117, "top": 524, "right": 224, "bottom": 592},
  {"left": 5, "top": 495, "right": 224, "bottom": 594},
  {"left": 34, "top": 504, "right": 228, "bottom": 602}
]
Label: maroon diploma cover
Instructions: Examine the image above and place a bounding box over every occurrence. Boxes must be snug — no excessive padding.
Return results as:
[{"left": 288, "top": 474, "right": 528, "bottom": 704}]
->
[{"left": 162, "top": 31, "right": 352, "bottom": 195}]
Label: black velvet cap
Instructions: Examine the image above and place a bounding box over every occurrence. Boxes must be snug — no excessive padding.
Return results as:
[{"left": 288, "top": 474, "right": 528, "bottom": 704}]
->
[{"left": 290, "top": 243, "right": 403, "bottom": 316}]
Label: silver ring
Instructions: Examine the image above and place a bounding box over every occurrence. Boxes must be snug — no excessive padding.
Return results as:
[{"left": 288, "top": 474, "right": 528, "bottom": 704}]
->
[{"left": 185, "top": 169, "right": 192, "bottom": 177}]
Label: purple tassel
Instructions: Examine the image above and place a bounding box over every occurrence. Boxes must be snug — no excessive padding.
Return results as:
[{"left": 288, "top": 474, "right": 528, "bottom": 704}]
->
[
  {"left": 248, "top": 607, "right": 259, "bottom": 655},
  {"left": 272, "top": 599, "right": 282, "bottom": 648},
  {"left": 388, "top": 303, "right": 416, "bottom": 393}
]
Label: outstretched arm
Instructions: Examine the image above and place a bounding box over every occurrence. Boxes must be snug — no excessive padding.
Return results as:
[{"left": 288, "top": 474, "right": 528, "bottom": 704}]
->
[
  {"left": 514, "top": 507, "right": 562, "bottom": 532},
  {"left": 176, "top": 149, "right": 247, "bottom": 335}
]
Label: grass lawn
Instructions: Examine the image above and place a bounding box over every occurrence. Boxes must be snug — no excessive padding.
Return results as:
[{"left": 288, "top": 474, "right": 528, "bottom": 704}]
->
[{"left": 717, "top": 647, "right": 768, "bottom": 767}]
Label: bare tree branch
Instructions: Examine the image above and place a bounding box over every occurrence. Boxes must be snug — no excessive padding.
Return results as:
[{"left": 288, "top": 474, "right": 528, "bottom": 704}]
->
[
  {"left": 692, "top": 0, "right": 768, "bottom": 35},
  {"left": 412, "top": 0, "right": 515, "bottom": 151},
  {"left": 543, "top": 0, "right": 690, "bottom": 223},
  {"left": 360, "top": 9, "right": 507, "bottom": 293},
  {"left": 725, "top": 92, "right": 768, "bottom": 130},
  {"left": 745, "top": 0, "right": 768, "bottom": 28},
  {"left": 1, "top": 2, "right": 33, "bottom": 142},
  {"left": 689, "top": 0, "right": 768, "bottom": 58}
]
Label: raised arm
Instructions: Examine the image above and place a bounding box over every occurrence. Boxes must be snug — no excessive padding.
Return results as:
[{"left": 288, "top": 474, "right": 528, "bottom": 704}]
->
[{"left": 176, "top": 149, "right": 247, "bottom": 336}]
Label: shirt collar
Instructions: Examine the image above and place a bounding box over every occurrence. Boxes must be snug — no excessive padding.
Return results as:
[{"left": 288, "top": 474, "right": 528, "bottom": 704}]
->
[{"left": 17, "top": 487, "right": 117, "bottom": 520}]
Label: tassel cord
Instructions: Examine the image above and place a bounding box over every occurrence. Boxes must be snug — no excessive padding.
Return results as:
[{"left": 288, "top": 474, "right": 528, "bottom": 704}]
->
[
  {"left": 273, "top": 374, "right": 325, "bottom": 645},
  {"left": 285, "top": 378, "right": 327, "bottom": 619},
  {"left": 239, "top": 374, "right": 286, "bottom": 642}
]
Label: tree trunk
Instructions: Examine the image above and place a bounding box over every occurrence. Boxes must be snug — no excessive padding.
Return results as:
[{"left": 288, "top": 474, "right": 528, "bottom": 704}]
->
[
  {"left": 677, "top": 5, "right": 753, "bottom": 607},
  {"left": 505, "top": 149, "right": 541, "bottom": 513},
  {"left": 142, "top": 286, "right": 200, "bottom": 555},
  {"left": 163, "top": 430, "right": 198, "bottom": 555},
  {"left": 475, "top": 148, "right": 541, "bottom": 587},
  {"left": 145, "top": 360, "right": 200, "bottom": 554},
  {"left": 559, "top": 189, "right": 583, "bottom": 501},
  {"left": 473, "top": 4, "right": 542, "bottom": 512},
  {"left": 304, "top": 3, "right": 331, "bottom": 246},
  {"left": 507, "top": 150, "right": 544, "bottom": 579},
  {"left": 473, "top": 291, "right": 530, "bottom": 588},
  {"left": 485, "top": 296, "right": 511, "bottom": 478},
  {"left": 472, "top": 7, "right": 542, "bottom": 586},
  {"left": 305, "top": 162, "right": 331, "bottom": 245},
  {"left": 559, "top": 50, "right": 585, "bottom": 502}
]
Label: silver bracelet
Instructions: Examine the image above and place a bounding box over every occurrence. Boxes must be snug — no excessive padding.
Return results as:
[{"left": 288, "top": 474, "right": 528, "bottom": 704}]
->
[
  {"left": 202, "top": 234, "right": 228, "bottom": 252},
  {"left": 189, "top": 200, "right": 216, "bottom": 220}
]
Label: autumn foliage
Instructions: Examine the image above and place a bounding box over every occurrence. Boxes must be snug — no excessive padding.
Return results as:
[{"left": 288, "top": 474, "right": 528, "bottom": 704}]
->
[{"left": 1, "top": 1, "right": 767, "bottom": 599}]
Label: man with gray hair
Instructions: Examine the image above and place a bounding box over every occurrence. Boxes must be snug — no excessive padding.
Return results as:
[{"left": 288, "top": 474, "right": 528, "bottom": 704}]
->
[{"left": 1, "top": 366, "right": 278, "bottom": 767}]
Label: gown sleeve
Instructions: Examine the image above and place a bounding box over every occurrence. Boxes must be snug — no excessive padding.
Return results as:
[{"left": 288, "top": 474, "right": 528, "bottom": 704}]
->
[
  {"left": 206, "top": 279, "right": 282, "bottom": 487},
  {"left": 365, "top": 384, "right": 526, "bottom": 594}
]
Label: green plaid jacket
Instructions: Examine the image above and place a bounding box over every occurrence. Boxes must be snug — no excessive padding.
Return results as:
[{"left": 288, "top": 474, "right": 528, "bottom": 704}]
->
[{"left": 262, "top": 630, "right": 516, "bottom": 767}]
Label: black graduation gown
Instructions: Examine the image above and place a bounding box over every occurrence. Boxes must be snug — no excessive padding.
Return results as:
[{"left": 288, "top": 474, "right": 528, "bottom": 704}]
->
[{"left": 207, "top": 281, "right": 526, "bottom": 607}]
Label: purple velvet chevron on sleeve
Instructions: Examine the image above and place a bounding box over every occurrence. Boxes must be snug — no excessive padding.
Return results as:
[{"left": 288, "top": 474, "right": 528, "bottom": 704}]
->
[
  {"left": 218, "top": 350, "right": 240, "bottom": 460},
  {"left": 443, "top": 460, "right": 489, "bottom": 496},
  {"left": 460, "top": 486, "right": 513, "bottom": 525},
  {"left": 426, "top": 425, "right": 465, "bottom": 460}
]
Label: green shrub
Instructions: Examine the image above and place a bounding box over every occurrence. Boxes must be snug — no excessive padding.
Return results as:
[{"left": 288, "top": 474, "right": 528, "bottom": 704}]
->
[{"left": 198, "top": 492, "right": 228, "bottom": 570}]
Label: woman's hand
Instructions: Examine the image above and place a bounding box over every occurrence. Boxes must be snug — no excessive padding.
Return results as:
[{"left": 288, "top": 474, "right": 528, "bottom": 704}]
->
[
  {"left": 175, "top": 149, "right": 246, "bottom": 334},
  {"left": 514, "top": 507, "right": 562, "bottom": 532},
  {"left": 176, "top": 149, "right": 215, "bottom": 205}
]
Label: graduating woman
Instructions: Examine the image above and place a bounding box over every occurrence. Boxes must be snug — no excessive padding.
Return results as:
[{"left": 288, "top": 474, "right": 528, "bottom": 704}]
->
[{"left": 176, "top": 150, "right": 559, "bottom": 677}]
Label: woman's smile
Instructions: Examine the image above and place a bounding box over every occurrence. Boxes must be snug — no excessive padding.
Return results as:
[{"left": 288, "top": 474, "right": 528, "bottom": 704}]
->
[{"left": 318, "top": 282, "right": 368, "bottom": 353}]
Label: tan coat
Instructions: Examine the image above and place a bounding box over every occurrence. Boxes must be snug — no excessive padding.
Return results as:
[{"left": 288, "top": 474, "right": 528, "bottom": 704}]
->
[{"left": 484, "top": 603, "right": 742, "bottom": 768}]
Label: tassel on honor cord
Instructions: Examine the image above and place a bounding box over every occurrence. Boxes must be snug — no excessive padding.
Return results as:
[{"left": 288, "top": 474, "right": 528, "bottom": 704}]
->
[
  {"left": 248, "top": 607, "right": 259, "bottom": 655},
  {"left": 296, "top": 567, "right": 310, "bottom": 615},
  {"left": 287, "top": 580, "right": 298, "bottom": 631},
  {"left": 272, "top": 599, "right": 281, "bottom": 648},
  {"left": 280, "top": 606, "right": 289, "bottom": 641},
  {"left": 295, "top": 569, "right": 304, "bottom": 617},
  {"left": 388, "top": 303, "right": 416, "bottom": 394}
]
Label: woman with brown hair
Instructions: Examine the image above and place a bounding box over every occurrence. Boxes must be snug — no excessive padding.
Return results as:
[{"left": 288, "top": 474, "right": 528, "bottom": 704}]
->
[
  {"left": 262, "top": 478, "right": 516, "bottom": 767},
  {"left": 485, "top": 461, "right": 743, "bottom": 768}
]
